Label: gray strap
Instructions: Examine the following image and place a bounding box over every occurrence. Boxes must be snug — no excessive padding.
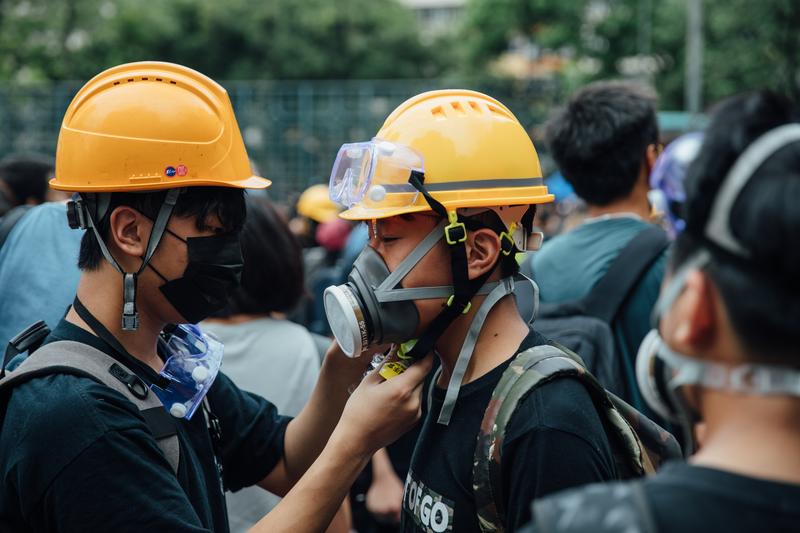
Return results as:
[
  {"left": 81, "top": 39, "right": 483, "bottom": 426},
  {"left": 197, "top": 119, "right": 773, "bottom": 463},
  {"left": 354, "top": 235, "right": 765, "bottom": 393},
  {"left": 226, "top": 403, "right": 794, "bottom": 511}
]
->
[
  {"left": 705, "top": 124, "right": 800, "bottom": 258},
  {"left": 437, "top": 277, "right": 515, "bottom": 425},
  {"left": 376, "top": 221, "right": 446, "bottom": 294},
  {"left": 95, "top": 193, "right": 112, "bottom": 222},
  {"left": 86, "top": 202, "right": 125, "bottom": 276},
  {"left": 376, "top": 280, "right": 502, "bottom": 303},
  {"left": 137, "top": 188, "right": 180, "bottom": 274},
  {"left": 651, "top": 250, "right": 711, "bottom": 323},
  {"left": 4, "top": 341, "right": 180, "bottom": 474}
]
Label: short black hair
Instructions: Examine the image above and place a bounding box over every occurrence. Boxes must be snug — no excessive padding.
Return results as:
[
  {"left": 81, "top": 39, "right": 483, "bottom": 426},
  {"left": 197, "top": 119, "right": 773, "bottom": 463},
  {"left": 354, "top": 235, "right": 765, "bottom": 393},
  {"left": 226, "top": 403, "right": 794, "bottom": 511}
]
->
[
  {"left": 78, "top": 187, "right": 246, "bottom": 270},
  {"left": 217, "top": 196, "right": 305, "bottom": 316},
  {"left": 545, "top": 80, "right": 659, "bottom": 206},
  {"left": 462, "top": 208, "right": 532, "bottom": 278},
  {"left": 0, "top": 153, "right": 54, "bottom": 205},
  {"left": 671, "top": 90, "right": 800, "bottom": 362}
]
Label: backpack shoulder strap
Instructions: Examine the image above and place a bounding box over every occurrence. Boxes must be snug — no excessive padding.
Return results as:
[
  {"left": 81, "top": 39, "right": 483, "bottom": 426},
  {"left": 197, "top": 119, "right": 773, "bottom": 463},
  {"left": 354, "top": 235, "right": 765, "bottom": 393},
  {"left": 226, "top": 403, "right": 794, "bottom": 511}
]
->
[
  {"left": 544, "top": 342, "right": 653, "bottom": 477},
  {"left": 605, "top": 390, "right": 683, "bottom": 470},
  {"left": 530, "top": 480, "right": 658, "bottom": 533},
  {"left": 474, "top": 344, "right": 586, "bottom": 533},
  {"left": 0, "top": 340, "right": 180, "bottom": 474},
  {"left": 473, "top": 342, "right": 658, "bottom": 532},
  {"left": 582, "top": 225, "right": 669, "bottom": 323}
]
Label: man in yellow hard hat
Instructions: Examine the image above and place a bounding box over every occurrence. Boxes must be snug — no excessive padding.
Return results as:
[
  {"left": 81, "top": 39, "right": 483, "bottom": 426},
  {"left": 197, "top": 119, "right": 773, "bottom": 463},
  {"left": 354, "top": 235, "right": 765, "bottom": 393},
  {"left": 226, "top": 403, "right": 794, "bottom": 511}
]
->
[
  {"left": 323, "top": 90, "right": 618, "bottom": 532},
  {"left": 0, "top": 62, "right": 431, "bottom": 532}
]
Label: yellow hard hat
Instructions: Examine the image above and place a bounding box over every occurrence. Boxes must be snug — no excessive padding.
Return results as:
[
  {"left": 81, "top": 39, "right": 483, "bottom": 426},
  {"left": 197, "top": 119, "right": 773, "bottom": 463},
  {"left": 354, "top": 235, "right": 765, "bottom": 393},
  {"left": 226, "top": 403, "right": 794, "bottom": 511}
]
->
[
  {"left": 338, "top": 89, "right": 552, "bottom": 221},
  {"left": 51, "top": 61, "right": 270, "bottom": 193},
  {"left": 297, "top": 184, "right": 341, "bottom": 223}
]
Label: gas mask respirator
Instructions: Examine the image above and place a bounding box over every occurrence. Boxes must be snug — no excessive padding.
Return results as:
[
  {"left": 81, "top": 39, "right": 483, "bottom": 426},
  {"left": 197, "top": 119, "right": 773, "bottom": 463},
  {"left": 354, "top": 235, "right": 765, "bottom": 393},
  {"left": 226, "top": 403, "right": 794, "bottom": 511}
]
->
[
  {"left": 324, "top": 221, "right": 538, "bottom": 358},
  {"left": 324, "top": 220, "right": 539, "bottom": 425},
  {"left": 635, "top": 123, "right": 800, "bottom": 454}
]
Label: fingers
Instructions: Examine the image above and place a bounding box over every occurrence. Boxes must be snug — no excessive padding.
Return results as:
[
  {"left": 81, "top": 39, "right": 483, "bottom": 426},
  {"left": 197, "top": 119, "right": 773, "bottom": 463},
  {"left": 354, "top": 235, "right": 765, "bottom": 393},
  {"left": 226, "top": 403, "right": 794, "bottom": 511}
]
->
[
  {"left": 362, "top": 364, "right": 386, "bottom": 385},
  {"left": 387, "top": 353, "right": 433, "bottom": 389}
]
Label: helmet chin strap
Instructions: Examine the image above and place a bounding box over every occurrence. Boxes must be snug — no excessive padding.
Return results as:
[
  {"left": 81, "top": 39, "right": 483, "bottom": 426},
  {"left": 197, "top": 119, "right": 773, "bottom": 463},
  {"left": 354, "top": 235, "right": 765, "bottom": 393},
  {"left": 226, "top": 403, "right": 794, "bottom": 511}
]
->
[
  {"left": 71, "top": 188, "right": 181, "bottom": 330},
  {"left": 401, "top": 171, "right": 500, "bottom": 364},
  {"left": 400, "top": 170, "right": 527, "bottom": 425}
]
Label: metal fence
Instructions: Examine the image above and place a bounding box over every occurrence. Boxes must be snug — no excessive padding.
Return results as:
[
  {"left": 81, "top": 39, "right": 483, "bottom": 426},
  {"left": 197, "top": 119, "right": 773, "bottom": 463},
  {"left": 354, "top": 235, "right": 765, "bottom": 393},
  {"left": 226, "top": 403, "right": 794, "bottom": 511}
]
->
[{"left": 0, "top": 78, "right": 563, "bottom": 202}]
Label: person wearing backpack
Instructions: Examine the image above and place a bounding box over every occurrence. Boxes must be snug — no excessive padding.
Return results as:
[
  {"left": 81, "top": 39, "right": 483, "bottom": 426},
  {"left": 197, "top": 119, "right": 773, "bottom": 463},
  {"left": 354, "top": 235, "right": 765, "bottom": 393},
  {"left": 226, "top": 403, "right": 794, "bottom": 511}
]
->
[
  {"left": 523, "top": 90, "right": 800, "bottom": 533},
  {"left": 322, "top": 89, "right": 624, "bottom": 532},
  {"left": 528, "top": 81, "right": 667, "bottom": 414},
  {"left": 0, "top": 62, "right": 432, "bottom": 532}
]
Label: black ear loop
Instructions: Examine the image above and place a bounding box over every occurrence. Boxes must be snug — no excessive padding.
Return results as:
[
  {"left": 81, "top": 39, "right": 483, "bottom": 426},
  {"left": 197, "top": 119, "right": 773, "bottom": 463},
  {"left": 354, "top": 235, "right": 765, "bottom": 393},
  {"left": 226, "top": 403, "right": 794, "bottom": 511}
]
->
[{"left": 141, "top": 225, "right": 188, "bottom": 284}]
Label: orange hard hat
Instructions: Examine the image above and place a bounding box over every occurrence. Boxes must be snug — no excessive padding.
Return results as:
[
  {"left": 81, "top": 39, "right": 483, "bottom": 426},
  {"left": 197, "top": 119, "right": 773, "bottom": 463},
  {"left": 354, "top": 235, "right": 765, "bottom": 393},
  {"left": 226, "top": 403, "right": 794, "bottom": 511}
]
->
[{"left": 51, "top": 61, "right": 270, "bottom": 193}]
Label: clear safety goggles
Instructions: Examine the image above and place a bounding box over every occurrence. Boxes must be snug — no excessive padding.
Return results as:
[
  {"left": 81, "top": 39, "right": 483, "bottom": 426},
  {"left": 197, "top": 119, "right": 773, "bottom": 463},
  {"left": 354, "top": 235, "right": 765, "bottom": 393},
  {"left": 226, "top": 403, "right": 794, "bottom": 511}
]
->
[
  {"left": 152, "top": 324, "right": 224, "bottom": 419},
  {"left": 329, "top": 138, "right": 423, "bottom": 209}
]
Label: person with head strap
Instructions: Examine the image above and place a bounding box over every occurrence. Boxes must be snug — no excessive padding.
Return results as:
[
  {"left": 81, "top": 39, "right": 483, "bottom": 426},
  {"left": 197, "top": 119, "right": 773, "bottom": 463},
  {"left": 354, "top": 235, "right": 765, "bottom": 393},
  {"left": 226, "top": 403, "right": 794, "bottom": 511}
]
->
[
  {"left": 521, "top": 90, "right": 800, "bottom": 533},
  {"left": 324, "top": 89, "right": 620, "bottom": 531}
]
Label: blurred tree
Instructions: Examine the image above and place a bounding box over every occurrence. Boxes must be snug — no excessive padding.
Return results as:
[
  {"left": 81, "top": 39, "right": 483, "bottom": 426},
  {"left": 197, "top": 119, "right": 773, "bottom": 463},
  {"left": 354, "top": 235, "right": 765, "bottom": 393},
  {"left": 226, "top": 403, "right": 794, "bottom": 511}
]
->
[
  {"left": 461, "top": 0, "right": 584, "bottom": 69},
  {"left": 703, "top": 0, "right": 800, "bottom": 103},
  {"left": 460, "top": 0, "right": 800, "bottom": 109},
  {"left": 0, "top": 0, "right": 443, "bottom": 81}
]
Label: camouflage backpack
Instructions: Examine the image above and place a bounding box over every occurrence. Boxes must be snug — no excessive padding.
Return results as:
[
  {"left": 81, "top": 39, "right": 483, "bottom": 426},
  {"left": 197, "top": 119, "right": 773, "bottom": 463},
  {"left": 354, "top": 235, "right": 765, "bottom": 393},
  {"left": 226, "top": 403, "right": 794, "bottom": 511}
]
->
[{"left": 471, "top": 342, "right": 681, "bottom": 533}]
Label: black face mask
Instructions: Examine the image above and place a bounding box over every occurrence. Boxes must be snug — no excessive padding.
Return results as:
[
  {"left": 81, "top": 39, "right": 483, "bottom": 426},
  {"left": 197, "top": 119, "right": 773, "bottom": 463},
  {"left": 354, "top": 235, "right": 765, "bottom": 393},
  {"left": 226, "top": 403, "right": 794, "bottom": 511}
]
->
[{"left": 149, "top": 231, "right": 244, "bottom": 324}]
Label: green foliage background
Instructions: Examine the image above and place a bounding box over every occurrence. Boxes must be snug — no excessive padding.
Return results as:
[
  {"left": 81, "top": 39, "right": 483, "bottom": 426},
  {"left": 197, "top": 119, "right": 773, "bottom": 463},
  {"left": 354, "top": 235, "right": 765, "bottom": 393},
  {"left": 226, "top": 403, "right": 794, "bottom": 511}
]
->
[
  {"left": 1, "top": 0, "right": 797, "bottom": 109},
  {"left": 0, "top": 0, "right": 444, "bottom": 81},
  {"left": 459, "top": 0, "right": 800, "bottom": 109}
]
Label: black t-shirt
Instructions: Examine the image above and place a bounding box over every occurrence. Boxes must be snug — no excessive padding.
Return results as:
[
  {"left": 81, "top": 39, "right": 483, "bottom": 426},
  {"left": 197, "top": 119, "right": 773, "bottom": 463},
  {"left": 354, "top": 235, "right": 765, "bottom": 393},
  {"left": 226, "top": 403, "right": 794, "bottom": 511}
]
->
[
  {"left": 400, "top": 328, "right": 617, "bottom": 532},
  {"left": 0, "top": 319, "right": 291, "bottom": 532},
  {"left": 524, "top": 461, "right": 800, "bottom": 533}
]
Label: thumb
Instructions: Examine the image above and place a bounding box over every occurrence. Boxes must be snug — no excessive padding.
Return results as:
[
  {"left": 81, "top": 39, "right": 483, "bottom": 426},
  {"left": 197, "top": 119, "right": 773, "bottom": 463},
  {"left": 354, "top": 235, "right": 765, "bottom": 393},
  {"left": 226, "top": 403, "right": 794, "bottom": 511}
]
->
[{"left": 386, "top": 353, "right": 434, "bottom": 389}]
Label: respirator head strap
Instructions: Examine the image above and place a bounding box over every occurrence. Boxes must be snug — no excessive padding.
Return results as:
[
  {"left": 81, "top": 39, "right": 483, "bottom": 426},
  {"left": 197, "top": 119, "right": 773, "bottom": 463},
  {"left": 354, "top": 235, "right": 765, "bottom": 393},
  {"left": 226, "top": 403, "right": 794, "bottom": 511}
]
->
[
  {"left": 404, "top": 171, "right": 499, "bottom": 361},
  {"left": 408, "top": 171, "right": 473, "bottom": 309},
  {"left": 436, "top": 276, "right": 516, "bottom": 425}
]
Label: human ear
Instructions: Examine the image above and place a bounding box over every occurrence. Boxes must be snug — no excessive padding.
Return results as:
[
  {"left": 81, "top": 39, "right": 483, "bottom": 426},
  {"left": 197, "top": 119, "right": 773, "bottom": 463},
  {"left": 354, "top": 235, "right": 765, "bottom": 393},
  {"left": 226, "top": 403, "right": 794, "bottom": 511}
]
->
[
  {"left": 664, "top": 270, "right": 716, "bottom": 354},
  {"left": 466, "top": 228, "right": 501, "bottom": 281},
  {"left": 108, "top": 206, "right": 148, "bottom": 260},
  {"left": 645, "top": 143, "right": 660, "bottom": 173}
]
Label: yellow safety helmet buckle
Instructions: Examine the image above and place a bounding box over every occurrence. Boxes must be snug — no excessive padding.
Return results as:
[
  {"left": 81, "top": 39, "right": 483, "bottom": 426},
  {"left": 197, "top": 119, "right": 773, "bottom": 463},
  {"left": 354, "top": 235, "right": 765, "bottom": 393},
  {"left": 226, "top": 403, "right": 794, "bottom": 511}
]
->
[{"left": 444, "top": 211, "right": 467, "bottom": 245}]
